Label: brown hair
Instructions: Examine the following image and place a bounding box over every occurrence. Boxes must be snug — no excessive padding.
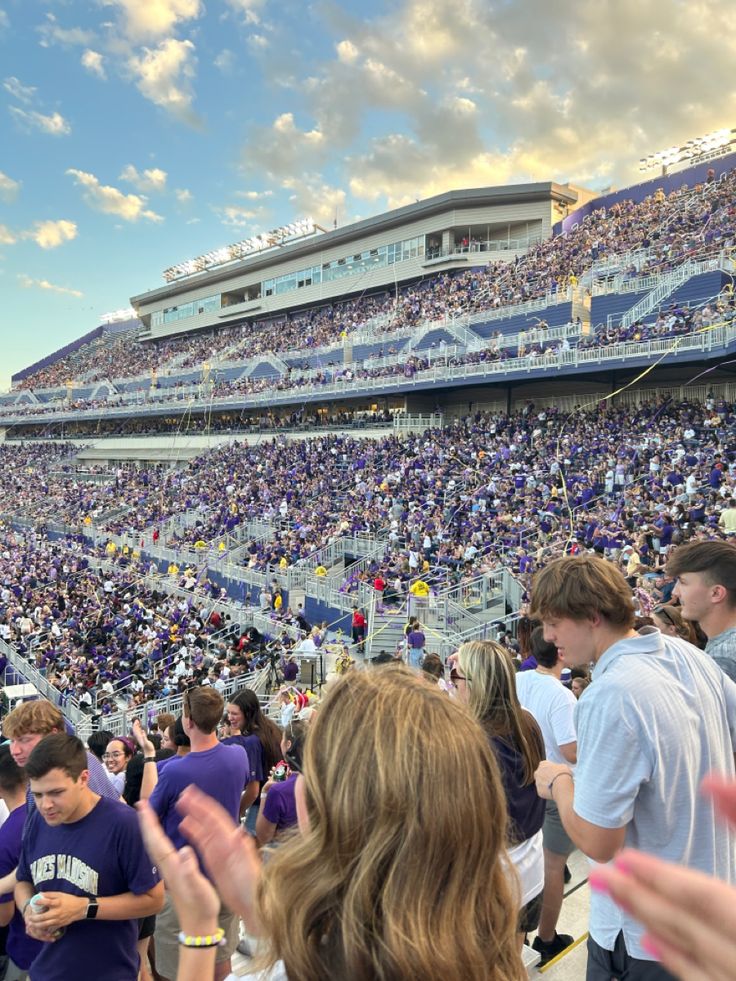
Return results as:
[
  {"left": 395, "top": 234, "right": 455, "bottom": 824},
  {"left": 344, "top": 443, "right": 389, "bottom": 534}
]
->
[
  {"left": 257, "top": 667, "right": 523, "bottom": 981},
  {"left": 25, "top": 733, "right": 87, "bottom": 781},
  {"left": 3, "top": 700, "right": 64, "bottom": 740},
  {"left": 667, "top": 541, "right": 736, "bottom": 607},
  {"left": 183, "top": 687, "right": 223, "bottom": 734},
  {"left": 156, "top": 712, "right": 176, "bottom": 734},
  {"left": 420, "top": 652, "right": 444, "bottom": 680},
  {"left": 530, "top": 554, "right": 636, "bottom": 628}
]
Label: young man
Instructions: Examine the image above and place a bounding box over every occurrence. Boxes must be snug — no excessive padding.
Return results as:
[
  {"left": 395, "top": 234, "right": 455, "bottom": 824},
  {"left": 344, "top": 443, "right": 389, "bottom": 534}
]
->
[
  {"left": 515, "top": 627, "right": 577, "bottom": 965},
  {"left": 667, "top": 539, "right": 736, "bottom": 681},
  {"left": 3, "top": 702, "right": 120, "bottom": 803},
  {"left": 134, "top": 686, "right": 248, "bottom": 981},
  {"left": 531, "top": 554, "right": 736, "bottom": 981},
  {"left": 14, "top": 734, "right": 163, "bottom": 981},
  {"left": 0, "top": 746, "right": 42, "bottom": 980}
]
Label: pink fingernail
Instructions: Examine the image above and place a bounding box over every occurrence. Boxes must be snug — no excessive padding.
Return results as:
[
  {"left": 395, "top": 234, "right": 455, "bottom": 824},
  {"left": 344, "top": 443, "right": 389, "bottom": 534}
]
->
[
  {"left": 641, "top": 936, "right": 662, "bottom": 960},
  {"left": 588, "top": 872, "right": 610, "bottom": 895},
  {"left": 613, "top": 855, "right": 633, "bottom": 874}
]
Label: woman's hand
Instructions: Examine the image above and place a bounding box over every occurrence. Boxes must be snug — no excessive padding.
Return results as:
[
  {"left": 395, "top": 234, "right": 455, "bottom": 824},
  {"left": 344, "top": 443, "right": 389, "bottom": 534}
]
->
[{"left": 176, "top": 785, "right": 263, "bottom": 934}]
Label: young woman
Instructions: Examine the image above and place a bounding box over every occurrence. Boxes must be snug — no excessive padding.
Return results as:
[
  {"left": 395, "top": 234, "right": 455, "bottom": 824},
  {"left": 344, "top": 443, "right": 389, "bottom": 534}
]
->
[
  {"left": 138, "top": 666, "right": 525, "bottom": 981},
  {"left": 453, "top": 639, "right": 546, "bottom": 948},
  {"left": 222, "top": 688, "right": 282, "bottom": 828},
  {"left": 255, "top": 720, "right": 306, "bottom": 847},
  {"left": 102, "top": 736, "right": 135, "bottom": 795}
]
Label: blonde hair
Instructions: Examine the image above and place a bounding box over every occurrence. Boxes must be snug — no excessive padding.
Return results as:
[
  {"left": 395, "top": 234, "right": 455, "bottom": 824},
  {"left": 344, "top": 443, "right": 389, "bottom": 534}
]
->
[
  {"left": 257, "top": 666, "right": 523, "bottom": 981},
  {"left": 456, "top": 640, "right": 542, "bottom": 786}
]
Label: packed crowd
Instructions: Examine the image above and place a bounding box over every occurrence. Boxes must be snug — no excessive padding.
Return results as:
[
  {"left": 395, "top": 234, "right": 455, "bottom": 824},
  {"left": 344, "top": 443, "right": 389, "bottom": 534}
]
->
[{"left": 10, "top": 168, "right": 736, "bottom": 400}]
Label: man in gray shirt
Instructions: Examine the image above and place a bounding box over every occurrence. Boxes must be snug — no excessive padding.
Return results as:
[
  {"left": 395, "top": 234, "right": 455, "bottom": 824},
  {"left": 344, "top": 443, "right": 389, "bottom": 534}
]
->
[
  {"left": 531, "top": 554, "right": 736, "bottom": 981},
  {"left": 667, "top": 539, "right": 736, "bottom": 681}
]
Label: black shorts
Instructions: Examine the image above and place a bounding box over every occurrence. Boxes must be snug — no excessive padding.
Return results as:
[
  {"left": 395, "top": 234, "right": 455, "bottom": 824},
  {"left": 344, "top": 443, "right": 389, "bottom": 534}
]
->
[
  {"left": 518, "top": 890, "right": 543, "bottom": 934},
  {"left": 138, "top": 914, "right": 156, "bottom": 940}
]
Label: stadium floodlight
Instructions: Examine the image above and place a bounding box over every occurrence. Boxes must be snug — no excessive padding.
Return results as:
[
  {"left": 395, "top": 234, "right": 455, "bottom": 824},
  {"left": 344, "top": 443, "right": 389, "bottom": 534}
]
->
[
  {"left": 639, "top": 126, "right": 736, "bottom": 176},
  {"left": 162, "top": 217, "right": 322, "bottom": 282}
]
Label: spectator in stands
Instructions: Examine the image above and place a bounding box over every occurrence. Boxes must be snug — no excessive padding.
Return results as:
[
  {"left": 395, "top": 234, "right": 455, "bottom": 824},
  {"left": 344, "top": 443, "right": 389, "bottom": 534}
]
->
[
  {"left": 138, "top": 665, "right": 526, "bottom": 981},
  {"left": 102, "top": 737, "right": 135, "bottom": 795},
  {"left": 650, "top": 603, "right": 699, "bottom": 645},
  {"left": 516, "top": 627, "right": 578, "bottom": 965},
  {"left": 15, "top": 734, "right": 163, "bottom": 981},
  {"left": 133, "top": 688, "right": 248, "bottom": 981},
  {"left": 0, "top": 745, "right": 42, "bottom": 979},
  {"left": 405, "top": 620, "right": 426, "bottom": 669},
  {"left": 668, "top": 540, "right": 736, "bottom": 681},
  {"left": 87, "top": 730, "right": 113, "bottom": 763},
  {"left": 4, "top": 701, "right": 120, "bottom": 803},
  {"left": 454, "top": 640, "right": 545, "bottom": 949},
  {"left": 221, "top": 689, "right": 282, "bottom": 829},
  {"left": 255, "top": 720, "right": 306, "bottom": 847},
  {"left": 532, "top": 554, "right": 736, "bottom": 980}
]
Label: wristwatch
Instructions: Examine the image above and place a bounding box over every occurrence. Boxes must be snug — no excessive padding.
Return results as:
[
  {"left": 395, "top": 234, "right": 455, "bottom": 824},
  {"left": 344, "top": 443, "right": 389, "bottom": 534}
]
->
[
  {"left": 143, "top": 756, "right": 156, "bottom": 763},
  {"left": 86, "top": 899, "right": 99, "bottom": 919}
]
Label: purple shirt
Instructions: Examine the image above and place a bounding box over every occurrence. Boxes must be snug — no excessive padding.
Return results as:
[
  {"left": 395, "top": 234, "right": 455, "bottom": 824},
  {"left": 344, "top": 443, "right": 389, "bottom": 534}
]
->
[
  {"left": 16, "top": 797, "right": 160, "bottom": 981},
  {"left": 149, "top": 742, "right": 248, "bottom": 851},
  {"left": 261, "top": 773, "right": 298, "bottom": 834},
  {"left": 0, "top": 804, "right": 43, "bottom": 970},
  {"left": 222, "top": 734, "right": 264, "bottom": 784}
]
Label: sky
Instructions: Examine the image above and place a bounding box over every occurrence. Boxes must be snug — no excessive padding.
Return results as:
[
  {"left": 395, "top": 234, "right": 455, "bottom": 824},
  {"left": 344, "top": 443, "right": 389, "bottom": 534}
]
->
[{"left": 1, "top": 0, "right": 735, "bottom": 390}]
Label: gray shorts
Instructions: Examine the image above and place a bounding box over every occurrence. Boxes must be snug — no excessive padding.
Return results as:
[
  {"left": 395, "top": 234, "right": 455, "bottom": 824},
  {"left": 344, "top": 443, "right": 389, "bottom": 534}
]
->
[
  {"left": 155, "top": 889, "right": 239, "bottom": 979},
  {"left": 543, "top": 800, "right": 575, "bottom": 857}
]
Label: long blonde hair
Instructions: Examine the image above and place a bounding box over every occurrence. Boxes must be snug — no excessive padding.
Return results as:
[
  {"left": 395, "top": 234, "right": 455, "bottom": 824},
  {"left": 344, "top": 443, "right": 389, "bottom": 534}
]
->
[
  {"left": 457, "top": 640, "right": 543, "bottom": 786},
  {"left": 257, "top": 665, "right": 524, "bottom": 981}
]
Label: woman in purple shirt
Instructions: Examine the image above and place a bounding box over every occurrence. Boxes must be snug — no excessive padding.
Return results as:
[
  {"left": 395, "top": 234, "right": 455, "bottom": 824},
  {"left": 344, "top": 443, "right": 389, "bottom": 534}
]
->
[{"left": 256, "top": 720, "right": 306, "bottom": 847}]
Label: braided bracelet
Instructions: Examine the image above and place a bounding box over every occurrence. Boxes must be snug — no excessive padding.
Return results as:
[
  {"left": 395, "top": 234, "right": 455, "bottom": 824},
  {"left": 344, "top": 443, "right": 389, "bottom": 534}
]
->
[{"left": 177, "top": 927, "right": 225, "bottom": 948}]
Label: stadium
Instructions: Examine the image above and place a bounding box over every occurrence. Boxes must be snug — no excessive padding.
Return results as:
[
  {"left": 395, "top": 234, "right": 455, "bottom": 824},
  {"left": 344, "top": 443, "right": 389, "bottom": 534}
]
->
[{"left": 2, "top": 118, "right": 736, "bottom": 978}]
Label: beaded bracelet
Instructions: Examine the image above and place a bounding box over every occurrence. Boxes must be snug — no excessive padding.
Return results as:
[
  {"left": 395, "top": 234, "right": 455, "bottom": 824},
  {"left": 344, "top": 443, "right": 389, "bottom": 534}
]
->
[{"left": 177, "top": 927, "right": 225, "bottom": 948}]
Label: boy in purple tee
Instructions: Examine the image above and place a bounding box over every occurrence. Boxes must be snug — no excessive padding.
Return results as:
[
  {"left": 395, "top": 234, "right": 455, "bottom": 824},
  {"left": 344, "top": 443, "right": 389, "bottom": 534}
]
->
[{"left": 15, "top": 734, "right": 163, "bottom": 981}]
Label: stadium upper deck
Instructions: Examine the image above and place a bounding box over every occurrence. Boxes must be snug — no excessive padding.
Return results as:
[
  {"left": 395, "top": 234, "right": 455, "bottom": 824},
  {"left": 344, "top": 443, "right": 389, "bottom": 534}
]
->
[{"left": 4, "top": 154, "right": 736, "bottom": 438}]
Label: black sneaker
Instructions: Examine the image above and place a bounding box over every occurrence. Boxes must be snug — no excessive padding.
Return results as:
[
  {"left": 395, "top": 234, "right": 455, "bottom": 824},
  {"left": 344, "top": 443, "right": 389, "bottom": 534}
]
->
[
  {"left": 564, "top": 863, "right": 572, "bottom": 883},
  {"left": 532, "top": 932, "right": 574, "bottom": 966}
]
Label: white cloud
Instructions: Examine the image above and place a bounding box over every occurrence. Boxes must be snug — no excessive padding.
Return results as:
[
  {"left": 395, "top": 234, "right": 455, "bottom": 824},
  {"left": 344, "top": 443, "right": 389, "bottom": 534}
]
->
[
  {"left": 282, "top": 175, "right": 346, "bottom": 227},
  {"left": 175, "top": 188, "right": 193, "bottom": 203},
  {"left": 244, "top": 112, "right": 326, "bottom": 178},
  {"left": 81, "top": 49, "right": 107, "bottom": 79},
  {"left": 9, "top": 106, "right": 71, "bottom": 136},
  {"left": 37, "top": 13, "right": 95, "bottom": 48},
  {"left": 128, "top": 38, "right": 198, "bottom": 122},
  {"left": 119, "top": 164, "right": 168, "bottom": 192},
  {"left": 24, "top": 219, "right": 78, "bottom": 249},
  {"left": 0, "top": 225, "right": 16, "bottom": 245},
  {"left": 237, "top": 189, "right": 273, "bottom": 200},
  {"left": 0, "top": 10, "right": 9, "bottom": 33},
  {"left": 336, "top": 40, "right": 359, "bottom": 64},
  {"left": 0, "top": 171, "right": 21, "bottom": 201},
  {"left": 110, "top": 0, "right": 202, "bottom": 42},
  {"left": 226, "top": 0, "right": 267, "bottom": 26},
  {"left": 18, "top": 274, "right": 84, "bottom": 298},
  {"left": 247, "top": 34, "right": 269, "bottom": 50},
  {"left": 215, "top": 205, "right": 259, "bottom": 227},
  {"left": 3, "top": 76, "right": 36, "bottom": 103},
  {"left": 66, "top": 169, "right": 163, "bottom": 222},
  {"left": 214, "top": 49, "right": 235, "bottom": 73}
]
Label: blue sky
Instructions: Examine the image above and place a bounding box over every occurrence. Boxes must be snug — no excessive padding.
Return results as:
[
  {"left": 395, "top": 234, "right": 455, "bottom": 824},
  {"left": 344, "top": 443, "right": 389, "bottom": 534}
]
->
[{"left": 1, "top": 0, "right": 733, "bottom": 389}]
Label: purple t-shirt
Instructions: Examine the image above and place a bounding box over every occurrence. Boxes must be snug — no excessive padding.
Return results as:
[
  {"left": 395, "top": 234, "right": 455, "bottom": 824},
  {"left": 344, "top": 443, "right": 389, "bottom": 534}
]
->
[
  {"left": 222, "top": 734, "right": 264, "bottom": 784},
  {"left": 0, "top": 804, "right": 43, "bottom": 969},
  {"left": 407, "top": 629, "right": 425, "bottom": 649},
  {"left": 16, "top": 797, "right": 160, "bottom": 981},
  {"left": 261, "top": 773, "right": 298, "bottom": 834},
  {"left": 149, "top": 742, "right": 248, "bottom": 851}
]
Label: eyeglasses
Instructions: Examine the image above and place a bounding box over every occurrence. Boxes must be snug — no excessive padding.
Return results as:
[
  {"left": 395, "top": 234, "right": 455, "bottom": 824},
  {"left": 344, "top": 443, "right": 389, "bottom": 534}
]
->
[
  {"left": 450, "top": 668, "right": 468, "bottom": 684},
  {"left": 102, "top": 752, "right": 124, "bottom": 760}
]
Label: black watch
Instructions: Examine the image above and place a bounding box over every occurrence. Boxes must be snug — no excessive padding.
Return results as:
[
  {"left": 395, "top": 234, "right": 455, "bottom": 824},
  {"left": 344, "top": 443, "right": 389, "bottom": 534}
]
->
[{"left": 86, "top": 899, "right": 99, "bottom": 920}]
